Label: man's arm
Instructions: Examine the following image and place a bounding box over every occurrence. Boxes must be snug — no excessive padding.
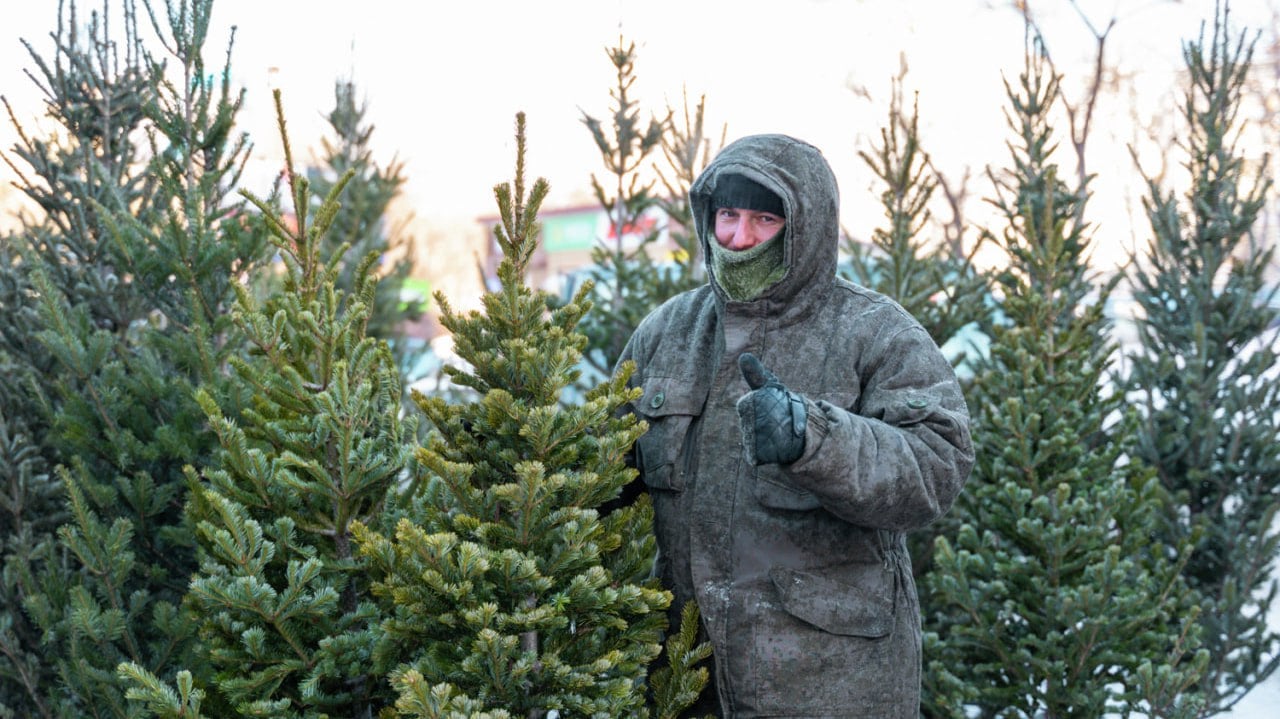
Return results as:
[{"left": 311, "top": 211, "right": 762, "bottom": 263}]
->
[{"left": 744, "top": 326, "right": 974, "bottom": 531}]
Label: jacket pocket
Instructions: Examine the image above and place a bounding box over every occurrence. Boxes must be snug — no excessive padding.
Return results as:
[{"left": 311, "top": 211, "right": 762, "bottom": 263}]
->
[
  {"left": 768, "top": 561, "right": 897, "bottom": 638},
  {"left": 635, "top": 375, "right": 703, "bottom": 492}
]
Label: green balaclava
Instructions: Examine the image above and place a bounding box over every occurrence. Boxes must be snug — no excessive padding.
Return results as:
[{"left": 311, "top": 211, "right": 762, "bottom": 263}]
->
[{"left": 709, "top": 174, "right": 787, "bottom": 301}]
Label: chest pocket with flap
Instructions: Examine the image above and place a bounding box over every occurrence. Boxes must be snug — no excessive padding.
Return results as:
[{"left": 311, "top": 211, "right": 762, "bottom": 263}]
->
[{"left": 634, "top": 375, "right": 705, "bottom": 492}]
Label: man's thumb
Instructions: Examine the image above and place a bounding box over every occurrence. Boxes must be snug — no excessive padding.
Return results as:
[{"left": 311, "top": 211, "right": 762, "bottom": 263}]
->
[{"left": 739, "top": 352, "right": 777, "bottom": 390}]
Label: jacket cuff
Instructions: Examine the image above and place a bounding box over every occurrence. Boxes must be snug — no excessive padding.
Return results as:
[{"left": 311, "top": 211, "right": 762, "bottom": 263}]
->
[{"left": 788, "top": 395, "right": 832, "bottom": 468}]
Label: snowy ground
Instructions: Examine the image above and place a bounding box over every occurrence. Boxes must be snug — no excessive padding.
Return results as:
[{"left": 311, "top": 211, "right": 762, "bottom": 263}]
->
[{"left": 1230, "top": 674, "right": 1280, "bottom": 717}]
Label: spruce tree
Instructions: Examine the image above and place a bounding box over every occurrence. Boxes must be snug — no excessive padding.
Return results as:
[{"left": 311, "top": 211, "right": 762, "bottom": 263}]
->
[
  {"left": 651, "top": 88, "right": 719, "bottom": 296},
  {"left": 120, "top": 90, "right": 413, "bottom": 718},
  {"left": 576, "top": 37, "right": 672, "bottom": 383},
  {"left": 306, "top": 79, "right": 424, "bottom": 377},
  {"left": 354, "top": 113, "right": 686, "bottom": 717},
  {"left": 840, "top": 80, "right": 991, "bottom": 585},
  {"left": 1, "top": 1, "right": 272, "bottom": 714},
  {"left": 1123, "top": 3, "right": 1280, "bottom": 713},
  {"left": 923, "top": 38, "right": 1205, "bottom": 718},
  {"left": 842, "top": 79, "right": 988, "bottom": 361}
]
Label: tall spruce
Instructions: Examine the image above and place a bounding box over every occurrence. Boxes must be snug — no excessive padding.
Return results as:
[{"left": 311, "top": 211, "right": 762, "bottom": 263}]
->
[
  {"left": 306, "top": 79, "right": 424, "bottom": 377},
  {"left": 840, "top": 78, "right": 990, "bottom": 593},
  {"left": 353, "top": 113, "right": 699, "bottom": 717},
  {"left": 0, "top": 2, "right": 156, "bottom": 711},
  {"left": 576, "top": 37, "right": 672, "bottom": 383},
  {"left": 1123, "top": 3, "right": 1280, "bottom": 714},
  {"left": 922, "top": 37, "right": 1206, "bottom": 718},
  {"left": 120, "top": 90, "right": 413, "bottom": 718},
  {"left": 842, "top": 79, "right": 988, "bottom": 361},
  {"left": 1, "top": 1, "right": 272, "bottom": 715}
]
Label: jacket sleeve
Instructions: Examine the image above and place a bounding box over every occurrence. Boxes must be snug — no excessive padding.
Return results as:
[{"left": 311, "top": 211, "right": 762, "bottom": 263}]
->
[{"left": 783, "top": 324, "right": 974, "bottom": 531}]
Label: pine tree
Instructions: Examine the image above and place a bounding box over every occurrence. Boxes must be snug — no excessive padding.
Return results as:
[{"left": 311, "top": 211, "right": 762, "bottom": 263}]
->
[
  {"left": 923, "top": 37, "right": 1206, "bottom": 718},
  {"left": 0, "top": 2, "right": 162, "bottom": 715},
  {"left": 119, "top": 89, "right": 413, "bottom": 718},
  {"left": 306, "top": 79, "right": 424, "bottom": 377},
  {"left": 651, "top": 88, "right": 720, "bottom": 297},
  {"left": 1, "top": 1, "right": 272, "bottom": 714},
  {"left": 354, "top": 113, "right": 688, "bottom": 718},
  {"left": 1123, "top": 2, "right": 1280, "bottom": 714}
]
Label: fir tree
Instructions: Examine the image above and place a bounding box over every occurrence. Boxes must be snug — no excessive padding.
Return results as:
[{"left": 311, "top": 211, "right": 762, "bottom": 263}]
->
[
  {"left": 923, "top": 37, "right": 1205, "bottom": 718},
  {"left": 120, "top": 89, "right": 413, "bottom": 718},
  {"left": 1123, "top": 3, "right": 1280, "bottom": 714},
  {"left": 306, "top": 79, "right": 424, "bottom": 377},
  {"left": 1, "top": 1, "right": 272, "bottom": 714},
  {"left": 354, "top": 113, "right": 689, "bottom": 718},
  {"left": 651, "top": 88, "right": 720, "bottom": 296}
]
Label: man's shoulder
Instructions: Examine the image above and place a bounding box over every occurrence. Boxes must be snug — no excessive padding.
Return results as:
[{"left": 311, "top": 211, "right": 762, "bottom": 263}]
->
[
  {"left": 830, "top": 277, "right": 922, "bottom": 328},
  {"left": 636, "top": 283, "right": 715, "bottom": 334}
]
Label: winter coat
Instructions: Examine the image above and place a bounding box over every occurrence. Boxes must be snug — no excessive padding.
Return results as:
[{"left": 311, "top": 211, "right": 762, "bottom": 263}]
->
[{"left": 618, "top": 134, "right": 974, "bottom": 718}]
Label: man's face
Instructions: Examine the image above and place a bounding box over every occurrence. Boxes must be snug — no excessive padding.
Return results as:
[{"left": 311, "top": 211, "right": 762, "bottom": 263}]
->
[{"left": 713, "top": 207, "right": 785, "bottom": 251}]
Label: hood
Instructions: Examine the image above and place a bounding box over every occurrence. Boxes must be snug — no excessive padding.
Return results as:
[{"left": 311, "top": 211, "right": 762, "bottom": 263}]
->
[{"left": 691, "top": 134, "right": 840, "bottom": 306}]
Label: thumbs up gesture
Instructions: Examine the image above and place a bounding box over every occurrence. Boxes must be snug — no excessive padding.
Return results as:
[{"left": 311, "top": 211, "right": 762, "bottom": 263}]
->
[{"left": 736, "top": 352, "right": 807, "bottom": 465}]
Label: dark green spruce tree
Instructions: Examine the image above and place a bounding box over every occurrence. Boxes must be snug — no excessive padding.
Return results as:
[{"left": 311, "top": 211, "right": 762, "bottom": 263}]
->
[
  {"left": 1, "top": 1, "right": 272, "bottom": 715},
  {"left": 1123, "top": 3, "right": 1280, "bottom": 714},
  {"left": 120, "top": 90, "right": 413, "bottom": 718},
  {"left": 306, "top": 79, "right": 424, "bottom": 377},
  {"left": 354, "top": 113, "right": 707, "bottom": 718},
  {"left": 0, "top": 3, "right": 156, "bottom": 712},
  {"left": 923, "top": 38, "right": 1206, "bottom": 718}
]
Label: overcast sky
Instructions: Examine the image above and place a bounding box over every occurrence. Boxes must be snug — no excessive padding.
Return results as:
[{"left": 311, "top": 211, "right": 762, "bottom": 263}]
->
[{"left": 2, "top": 0, "right": 1275, "bottom": 262}]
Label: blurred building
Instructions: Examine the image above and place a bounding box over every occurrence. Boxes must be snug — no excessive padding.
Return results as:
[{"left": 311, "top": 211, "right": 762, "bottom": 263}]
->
[{"left": 477, "top": 202, "right": 676, "bottom": 296}]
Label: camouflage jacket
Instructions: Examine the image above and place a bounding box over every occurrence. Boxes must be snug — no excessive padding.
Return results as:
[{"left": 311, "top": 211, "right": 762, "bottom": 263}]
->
[{"left": 619, "top": 134, "right": 974, "bottom": 717}]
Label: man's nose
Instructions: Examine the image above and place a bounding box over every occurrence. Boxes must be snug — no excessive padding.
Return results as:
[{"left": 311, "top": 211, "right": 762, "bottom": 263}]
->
[{"left": 732, "top": 222, "right": 753, "bottom": 249}]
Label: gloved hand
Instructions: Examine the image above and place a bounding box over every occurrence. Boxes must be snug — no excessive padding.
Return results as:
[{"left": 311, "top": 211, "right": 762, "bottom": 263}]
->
[{"left": 736, "top": 352, "right": 807, "bottom": 465}]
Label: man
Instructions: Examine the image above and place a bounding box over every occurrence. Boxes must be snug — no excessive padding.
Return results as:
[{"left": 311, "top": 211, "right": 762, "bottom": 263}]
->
[{"left": 618, "top": 134, "right": 973, "bottom": 717}]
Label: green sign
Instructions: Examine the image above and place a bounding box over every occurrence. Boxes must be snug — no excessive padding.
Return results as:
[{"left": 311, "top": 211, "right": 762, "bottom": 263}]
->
[{"left": 542, "top": 212, "right": 598, "bottom": 252}]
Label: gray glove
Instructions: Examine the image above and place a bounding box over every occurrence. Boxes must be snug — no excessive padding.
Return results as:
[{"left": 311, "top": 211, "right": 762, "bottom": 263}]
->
[{"left": 736, "top": 353, "right": 807, "bottom": 465}]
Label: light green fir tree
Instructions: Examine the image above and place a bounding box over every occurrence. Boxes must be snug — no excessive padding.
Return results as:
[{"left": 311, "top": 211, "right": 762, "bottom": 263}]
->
[
  {"left": 354, "top": 113, "right": 701, "bottom": 718},
  {"left": 119, "top": 89, "right": 414, "bottom": 718},
  {"left": 922, "top": 36, "right": 1206, "bottom": 718}
]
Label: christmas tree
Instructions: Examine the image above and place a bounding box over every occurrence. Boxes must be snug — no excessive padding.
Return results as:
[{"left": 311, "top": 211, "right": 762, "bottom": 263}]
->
[
  {"left": 0, "top": 1, "right": 273, "bottom": 714},
  {"left": 841, "top": 77, "right": 988, "bottom": 364},
  {"left": 576, "top": 38, "right": 700, "bottom": 385},
  {"left": 1123, "top": 3, "right": 1280, "bottom": 713},
  {"left": 923, "top": 36, "right": 1205, "bottom": 718},
  {"left": 354, "top": 113, "right": 695, "bottom": 717},
  {"left": 120, "top": 89, "right": 413, "bottom": 717},
  {"left": 306, "top": 79, "right": 425, "bottom": 378}
]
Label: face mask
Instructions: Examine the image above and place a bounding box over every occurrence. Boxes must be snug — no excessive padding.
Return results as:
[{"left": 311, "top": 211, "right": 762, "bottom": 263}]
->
[{"left": 710, "top": 234, "right": 787, "bottom": 301}]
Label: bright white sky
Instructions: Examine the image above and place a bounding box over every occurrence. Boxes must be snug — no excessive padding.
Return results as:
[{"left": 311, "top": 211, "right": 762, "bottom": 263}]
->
[{"left": 1, "top": 0, "right": 1275, "bottom": 270}]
